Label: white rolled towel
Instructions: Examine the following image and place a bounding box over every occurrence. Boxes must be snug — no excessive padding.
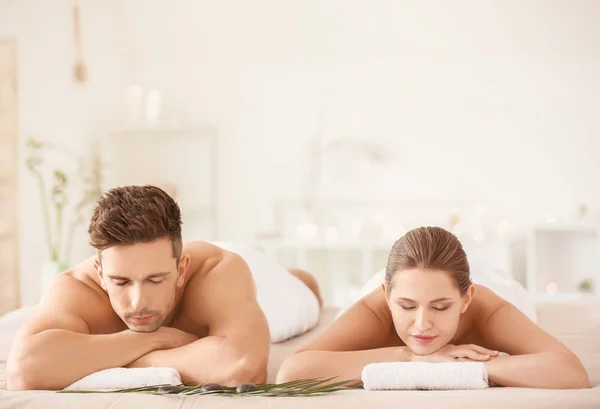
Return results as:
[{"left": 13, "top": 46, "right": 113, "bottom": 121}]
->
[
  {"left": 65, "top": 367, "right": 182, "bottom": 390},
  {"left": 361, "top": 362, "right": 489, "bottom": 391}
]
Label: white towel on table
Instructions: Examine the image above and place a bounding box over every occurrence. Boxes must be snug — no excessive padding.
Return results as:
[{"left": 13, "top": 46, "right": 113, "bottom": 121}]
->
[
  {"left": 361, "top": 362, "right": 489, "bottom": 390},
  {"left": 65, "top": 367, "right": 181, "bottom": 390}
]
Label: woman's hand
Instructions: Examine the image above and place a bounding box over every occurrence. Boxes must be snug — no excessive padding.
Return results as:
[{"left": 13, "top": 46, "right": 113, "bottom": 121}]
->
[{"left": 411, "top": 344, "right": 499, "bottom": 362}]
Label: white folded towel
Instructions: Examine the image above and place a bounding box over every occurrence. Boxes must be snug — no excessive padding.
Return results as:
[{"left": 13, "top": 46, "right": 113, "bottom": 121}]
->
[
  {"left": 361, "top": 362, "right": 489, "bottom": 391},
  {"left": 65, "top": 367, "right": 182, "bottom": 390}
]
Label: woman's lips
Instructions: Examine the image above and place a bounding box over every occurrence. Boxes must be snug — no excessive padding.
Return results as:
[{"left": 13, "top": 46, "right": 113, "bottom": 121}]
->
[{"left": 412, "top": 335, "right": 436, "bottom": 345}]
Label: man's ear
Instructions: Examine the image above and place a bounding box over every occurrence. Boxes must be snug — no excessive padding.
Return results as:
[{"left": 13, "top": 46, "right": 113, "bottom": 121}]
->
[
  {"left": 461, "top": 284, "right": 476, "bottom": 313},
  {"left": 177, "top": 254, "right": 191, "bottom": 287},
  {"left": 94, "top": 257, "right": 106, "bottom": 291}
]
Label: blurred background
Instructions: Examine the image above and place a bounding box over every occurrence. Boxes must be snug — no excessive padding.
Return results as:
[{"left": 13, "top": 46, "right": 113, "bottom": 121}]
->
[{"left": 1, "top": 0, "right": 599, "bottom": 314}]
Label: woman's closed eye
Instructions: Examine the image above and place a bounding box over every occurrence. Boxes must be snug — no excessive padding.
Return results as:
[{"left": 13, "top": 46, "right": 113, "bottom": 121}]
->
[{"left": 398, "top": 305, "right": 450, "bottom": 311}]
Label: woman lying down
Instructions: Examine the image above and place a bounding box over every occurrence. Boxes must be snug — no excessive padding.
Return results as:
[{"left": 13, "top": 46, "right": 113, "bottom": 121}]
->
[{"left": 277, "top": 226, "right": 589, "bottom": 389}]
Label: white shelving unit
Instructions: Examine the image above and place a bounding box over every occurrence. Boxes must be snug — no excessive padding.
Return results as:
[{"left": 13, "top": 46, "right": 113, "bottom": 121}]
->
[
  {"left": 259, "top": 239, "right": 393, "bottom": 278},
  {"left": 527, "top": 224, "right": 600, "bottom": 304},
  {"left": 254, "top": 239, "right": 393, "bottom": 307}
]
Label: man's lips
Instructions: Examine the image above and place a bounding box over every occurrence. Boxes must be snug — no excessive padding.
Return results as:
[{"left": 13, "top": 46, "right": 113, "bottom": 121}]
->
[{"left": 129, "top": 315, "right": 153, "bottom": 324}]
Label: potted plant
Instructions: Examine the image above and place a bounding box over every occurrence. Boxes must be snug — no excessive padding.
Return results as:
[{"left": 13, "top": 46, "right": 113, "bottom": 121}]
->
[
  {"left": 578, "top": 278, "right": 594, "bottom": 294},
  {"left": 25, "top": 137, "right": 103, "bottom": 295}
]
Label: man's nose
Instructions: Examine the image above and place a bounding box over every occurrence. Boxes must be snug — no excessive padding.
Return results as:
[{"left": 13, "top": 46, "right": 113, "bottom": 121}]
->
[{"left": 130, "top": 285, "right": 148, "bottom": 311}]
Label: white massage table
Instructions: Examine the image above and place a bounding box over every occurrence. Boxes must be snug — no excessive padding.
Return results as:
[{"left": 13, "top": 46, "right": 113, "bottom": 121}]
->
[{"left": 1, "top": 301, "right": 599, "bottom": 408}]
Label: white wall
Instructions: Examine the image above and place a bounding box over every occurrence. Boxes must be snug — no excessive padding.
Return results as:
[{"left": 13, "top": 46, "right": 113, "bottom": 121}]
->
[
  {"left": 0, "top": 0, "right": 129, "bottom": 305},
  {"left": 1, "top": 0, "right": 599, "bottom": 305}
]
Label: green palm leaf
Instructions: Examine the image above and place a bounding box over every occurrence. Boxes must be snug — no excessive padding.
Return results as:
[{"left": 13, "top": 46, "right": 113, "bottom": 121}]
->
[{"left": 58, "top": 377, "right": 360, "bottom": 397}]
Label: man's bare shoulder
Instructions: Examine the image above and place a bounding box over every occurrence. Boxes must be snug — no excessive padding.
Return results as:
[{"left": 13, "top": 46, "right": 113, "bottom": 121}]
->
[
  {"left": 183, "top": 240, "right": 230, "bottom": 263},
  {"left": 62, "top": 256, "right": 105, "bottom": 295},
  {"left": 181, "top": 241, "right": 242, "bottom": 281},
  {"left": 181, "top": 241, "right": 248, "bottom": 295},
  {"left": 175, "top": 243, "right": 253, "bottom": 330},
  {"left": 34, "top": 256, "right": 100, "bottom": 305},
  {"left": 35, "top": 256, "right": 123, "bottom": 334}
]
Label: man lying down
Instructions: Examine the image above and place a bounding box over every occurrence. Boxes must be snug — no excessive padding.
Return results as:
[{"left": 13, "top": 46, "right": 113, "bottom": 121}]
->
[{"left": 7, "top": 185, "right": 322, "bottom": 390}]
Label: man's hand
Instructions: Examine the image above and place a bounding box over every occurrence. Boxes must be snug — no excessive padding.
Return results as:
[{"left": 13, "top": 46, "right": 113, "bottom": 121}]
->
[
  {"left": 153, "top": 327, "right": 199, "bottom": 350},
  {"left": 127, "top": 327, "right": 199, "bottom": 369},
  {"left": 411, "top": 344, "right": 499, "bottom": 363}
]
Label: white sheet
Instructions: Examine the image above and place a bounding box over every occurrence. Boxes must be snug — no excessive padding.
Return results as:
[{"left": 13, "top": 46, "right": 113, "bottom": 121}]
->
[{"left": 211, "top": 242, "right": 320, "bottom": 343}]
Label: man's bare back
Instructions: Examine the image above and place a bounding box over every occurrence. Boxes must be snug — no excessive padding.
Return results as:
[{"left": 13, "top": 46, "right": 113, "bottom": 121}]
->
[{"left": 7, "top": 239, "right": 275, "bottom": 390}]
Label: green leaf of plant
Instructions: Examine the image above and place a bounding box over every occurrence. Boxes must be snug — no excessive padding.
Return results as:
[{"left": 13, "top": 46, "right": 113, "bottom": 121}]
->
[{"left": 58, "top": 378, "right": 360, "bottom": 397}]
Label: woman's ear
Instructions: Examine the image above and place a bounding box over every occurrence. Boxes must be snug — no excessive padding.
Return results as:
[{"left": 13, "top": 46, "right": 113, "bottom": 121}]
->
[
  {"left": 382, "top": 282, "right": 393, "bottom": 302},
  {"left": 461, "top": 284, "right": 476, "bottom": 313}
]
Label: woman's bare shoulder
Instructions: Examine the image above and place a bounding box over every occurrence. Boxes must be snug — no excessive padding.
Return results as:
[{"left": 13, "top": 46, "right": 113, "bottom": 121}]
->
[
  {"left": 299, "top": 287, "right": 400, "bottom": 352},
  {"left": 360, "top": 287, "right": 394, "bottom": 326},
  {"left": 469, "top": 284, "right": 509, "bottom": 324}
]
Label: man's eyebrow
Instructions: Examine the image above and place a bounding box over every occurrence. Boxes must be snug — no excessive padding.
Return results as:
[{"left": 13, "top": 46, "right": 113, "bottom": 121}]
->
[
  {"left": 106, "top": 274, "right": 129, "bottom": 280},
  {"left": 107, "top": 272, "right": 171, "bottom": 280},
  {"left": 145, "top": 272, "right": 170, "bottom": 279}
]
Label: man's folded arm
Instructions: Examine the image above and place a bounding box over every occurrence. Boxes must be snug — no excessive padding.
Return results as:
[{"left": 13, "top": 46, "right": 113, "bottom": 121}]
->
[
  {"left": 6, "top": 275, "right": 168, "bottom": 390},
  {"left": 127, "top": 253, "right": 271, "bottom": 386}
]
